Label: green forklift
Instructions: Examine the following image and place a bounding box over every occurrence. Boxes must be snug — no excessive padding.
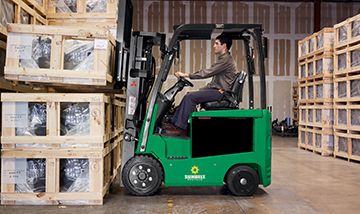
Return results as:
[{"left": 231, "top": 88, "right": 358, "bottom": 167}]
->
[{"left": 116, "top": 0, "right": 271, "bottom": 196}]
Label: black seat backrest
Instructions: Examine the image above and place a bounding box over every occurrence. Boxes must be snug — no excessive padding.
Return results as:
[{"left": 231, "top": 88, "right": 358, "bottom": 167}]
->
[
  {"left": 202, "top": 70, "right": 247, "bottom": 110},
  {"left": 231, "top": 70, "right": 247, "bottom": 104}
]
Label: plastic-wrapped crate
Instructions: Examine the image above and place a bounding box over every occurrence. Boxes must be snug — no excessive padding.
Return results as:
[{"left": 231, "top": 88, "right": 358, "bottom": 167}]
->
[
  {"left": 299, "top": 126, "right": 333, "bottom": 156},
  {"left": 0, "top": 0, "right": 47, "bottom": 38},
  {"left": 46, "top": 0, "right": 117, "bottom": 28},
  {"left": 0, "top": 93, "right": 124, "bottom": 205},
  {"left": 298, "top": 27, "right": 334, "bottom": 59},
  {"left": 4, "top": 24, "right": 115, "bottom": 86},
  {"left": 334, "top": 73, "right": 360, "bottom": 102},
  {"left": 334, "top": 13, "right": 360, "bottom": 48},
  {"left": 299, "top": 104, "right": 333, "bottom": 128},
  {"left": 334, "top": 44, "right": 360, "bottom": 76},
  {"left": 334, "top": 104, "right": 360, "bottom": 132},
  {"left": 1, "top": 140, "right": 121, "bottom": 205},
  {"left": 334, "top": 131, "right": 360, "bottom": 162},
  {"left": 1, "top": 93, "right": 124, "bottom": 149}
]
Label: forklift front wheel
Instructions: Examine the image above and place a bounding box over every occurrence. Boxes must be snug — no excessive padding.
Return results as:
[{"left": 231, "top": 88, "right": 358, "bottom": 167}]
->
[
  {"left": 226, "top": 165, "right": 259, "bottom": 196},
  {"left": 122, "top": 155, "right": 163, "bottom": 196}
]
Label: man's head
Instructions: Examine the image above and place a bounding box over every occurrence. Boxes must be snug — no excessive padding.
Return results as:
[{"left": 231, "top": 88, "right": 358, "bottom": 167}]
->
[{"left": 213, "top": 33, "right": 232, "bottom": 55}]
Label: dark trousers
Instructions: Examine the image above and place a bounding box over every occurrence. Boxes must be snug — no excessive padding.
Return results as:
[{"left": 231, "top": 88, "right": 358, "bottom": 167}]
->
[{"left": 171, "top": 88, "right": 223, "bottom": 130}]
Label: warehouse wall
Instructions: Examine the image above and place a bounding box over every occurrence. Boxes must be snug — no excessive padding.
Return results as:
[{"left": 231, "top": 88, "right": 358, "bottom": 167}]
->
[{"left": 132, "top": 0, "right": 360, "bottom": 121}]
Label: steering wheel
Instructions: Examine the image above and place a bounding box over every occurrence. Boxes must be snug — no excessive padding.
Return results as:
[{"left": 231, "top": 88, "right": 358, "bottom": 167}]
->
[{"left": 179, "top": 77, "right": 194, "bottom": 87}]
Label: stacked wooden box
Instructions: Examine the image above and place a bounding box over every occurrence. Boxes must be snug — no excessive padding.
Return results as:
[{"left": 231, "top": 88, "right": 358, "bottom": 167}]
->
[
  {"left": 298, "top": 28, "right": 335, "bottom": 156},
  {"left": 333, "top": 14, "right": 360, "bottom": 162},
  {"left": 46, "top": 0, "right": 117, "bottom": 31},
  {"left": 0, "top": 0, "right": 123, "bottom": 205},
  {"left": 1, "top": 93, "right": 125, "bottom": 205},
  {"left": 0, "top": 0, "right": 47, "bottom": 39},
  {"left": 4, "top": 23, "right": 116, "bottom": 86}
]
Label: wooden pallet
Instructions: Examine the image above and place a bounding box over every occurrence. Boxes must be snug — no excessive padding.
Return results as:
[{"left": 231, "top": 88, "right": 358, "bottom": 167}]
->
[
  {"left": 0, "top": 0, "right": 47, "bottom": 38},
  {"left": 334, "top": 130, "right": 360, "bottom": 162},
  {"left": 298, "top": 125, "right": 334, "bottom": 156},
  {"left": 334, "top": 72, "right": 360, "bottom": 102},
  {"left": 298, "top": 27, "right": 334, "bottom": 60},
  {"left": 1, "top": 93, "right": 124, "bottom": 149},
  {"left": 4, "top": 24, "right": 115, "bottom": 86},
  {"left": 46, "top": 0, "right": 117, "bottom": 25},
  {"left": 334, "top": 13, "right": 360, "bottom": 49},
  {"left": 1, "top": 136, "right": 122, "bottom": 205}
]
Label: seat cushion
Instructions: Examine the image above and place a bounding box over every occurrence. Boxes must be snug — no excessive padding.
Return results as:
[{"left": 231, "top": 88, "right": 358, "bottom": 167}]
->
[{"left": 202, "top": 100, "right": 236, "bottom": 110}]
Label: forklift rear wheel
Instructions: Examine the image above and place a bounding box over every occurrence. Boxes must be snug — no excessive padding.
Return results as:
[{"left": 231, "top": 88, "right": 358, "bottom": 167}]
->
[
  {"left": 122, "top": 155, "right": 163, "bottom": 196},
  {"left": 226, "top": 165, "right": 259, "bottom": 196}
]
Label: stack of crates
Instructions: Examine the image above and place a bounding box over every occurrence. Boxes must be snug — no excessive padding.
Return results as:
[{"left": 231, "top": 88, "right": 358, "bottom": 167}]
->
[
  {"left": 297, "top": 28, "right": 335, "bottom": 156},
  {"left": 0, "top": 0, "right": 124, "bottom": 205},
  {"left": 333, "top": 14, "right": 360, "bottom": 162},
  {"left": 0, "top": 93, "right": 125, "bottom": 205}
]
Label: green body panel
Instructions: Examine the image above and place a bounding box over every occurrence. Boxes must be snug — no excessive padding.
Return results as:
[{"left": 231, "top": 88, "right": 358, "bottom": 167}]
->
[{"left": 136, "top": 105, "right": 272, "bottom": 187}]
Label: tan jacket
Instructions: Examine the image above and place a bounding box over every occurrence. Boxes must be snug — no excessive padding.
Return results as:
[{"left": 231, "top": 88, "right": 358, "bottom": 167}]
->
[{"left": 189, "top": 52, "right": 237, "bottom": 91}]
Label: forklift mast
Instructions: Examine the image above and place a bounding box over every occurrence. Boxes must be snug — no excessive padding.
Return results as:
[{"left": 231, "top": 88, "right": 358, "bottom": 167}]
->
[{"left": 115, "top": 0, "right": 166, "bottom": 172}]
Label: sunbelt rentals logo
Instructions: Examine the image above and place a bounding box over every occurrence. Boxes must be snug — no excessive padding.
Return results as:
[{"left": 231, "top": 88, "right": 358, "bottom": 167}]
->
[{"left": 184, "top": 165, "right": 206, "bottom": 181}]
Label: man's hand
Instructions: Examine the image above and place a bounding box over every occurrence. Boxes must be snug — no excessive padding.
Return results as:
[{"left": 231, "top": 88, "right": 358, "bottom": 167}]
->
[{"left": 175, "top": 71, "right": 189, "bottom": 78}]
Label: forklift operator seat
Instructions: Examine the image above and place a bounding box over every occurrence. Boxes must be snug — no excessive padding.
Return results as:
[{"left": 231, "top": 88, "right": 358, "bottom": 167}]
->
[{"left": 202, "top": 70, "right": 247, "bottom": 110}]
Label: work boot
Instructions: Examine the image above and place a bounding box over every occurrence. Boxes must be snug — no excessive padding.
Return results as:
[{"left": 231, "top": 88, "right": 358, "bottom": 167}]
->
[{"left": 163, "top": 122, "right": 187, "bottom": 136}]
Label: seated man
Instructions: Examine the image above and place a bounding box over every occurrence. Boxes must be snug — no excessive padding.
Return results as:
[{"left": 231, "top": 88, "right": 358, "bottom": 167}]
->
[{"left": 165, "top": 33, "right": 238, "bottom": 135}]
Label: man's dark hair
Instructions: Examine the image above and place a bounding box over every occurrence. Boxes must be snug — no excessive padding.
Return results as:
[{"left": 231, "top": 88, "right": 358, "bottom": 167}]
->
[{"left": 216, "top": 33, "right": 232, "bottom": 50}]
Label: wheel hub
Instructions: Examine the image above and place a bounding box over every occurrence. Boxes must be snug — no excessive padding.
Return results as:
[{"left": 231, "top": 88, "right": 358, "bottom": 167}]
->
[
  {"left": 240, "top": 178, "right": 247, "bottom": 185},
  {"left": 138, "top": 172, "right": 147, "bottom": 181},
  {"left": 129, "top": 164, "right": 156, "bottom": 189}
]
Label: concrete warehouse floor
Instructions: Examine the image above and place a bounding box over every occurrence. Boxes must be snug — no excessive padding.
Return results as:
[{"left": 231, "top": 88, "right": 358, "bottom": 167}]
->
[{"left": 0, "top": 136, "right": 359, "bottom": 214}]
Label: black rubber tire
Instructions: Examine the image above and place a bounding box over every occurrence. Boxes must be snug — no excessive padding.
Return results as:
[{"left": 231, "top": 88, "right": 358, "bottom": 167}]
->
[
  {"left": 226, "top": 165, "right": 259, "bottom": 196},
  {"left": 121, "top": 155, "right": 163, "bottom": 196}
]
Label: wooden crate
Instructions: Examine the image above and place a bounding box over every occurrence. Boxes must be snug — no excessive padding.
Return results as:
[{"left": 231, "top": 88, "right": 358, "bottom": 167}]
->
[
  {"left": 298, "top": 53, "right": 333, "bottom": 81},
  {"left": 334, "top": 13, "right": 360, "bottom": 49},
  {"left": 333, "top": 43, "right": 360, "bottom": 76},
  {"left": 298, "top": 80, "right": 333, "bottom": 104},
  {"left": 298, "top": 125, "right": 334, "bottom": 156},
  {"left": 0, "top": 92, "right": 125, "bottom": 205},
  {"left": 1, "top": 93, "right": 124, "bottom": 149},
  {"left": 46, "top": 0, "right": 117, "bottom": 25},
  {"left": 4, "top": 24, "right": 115, "bottom": 86},
  {"left": 1, "top": 136, "right": 122, "bottom": 205},
  {"left": 299, "top": 104, "right": 333, "bottom": 129},
  {"left": 334, "top": 130, "right": 360, "bottom": 162},
  {"left": 334, "top": 72, "right": 360, "bottom": 102},
  {"left": 298, "top": 28, "right": 334, "bottom": 60},
  {"left": 334, "top": 104, "right": 360, "bottom": 132},
  {"left": 0, "top": 0, "right": 47, "bottom": 38}
]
